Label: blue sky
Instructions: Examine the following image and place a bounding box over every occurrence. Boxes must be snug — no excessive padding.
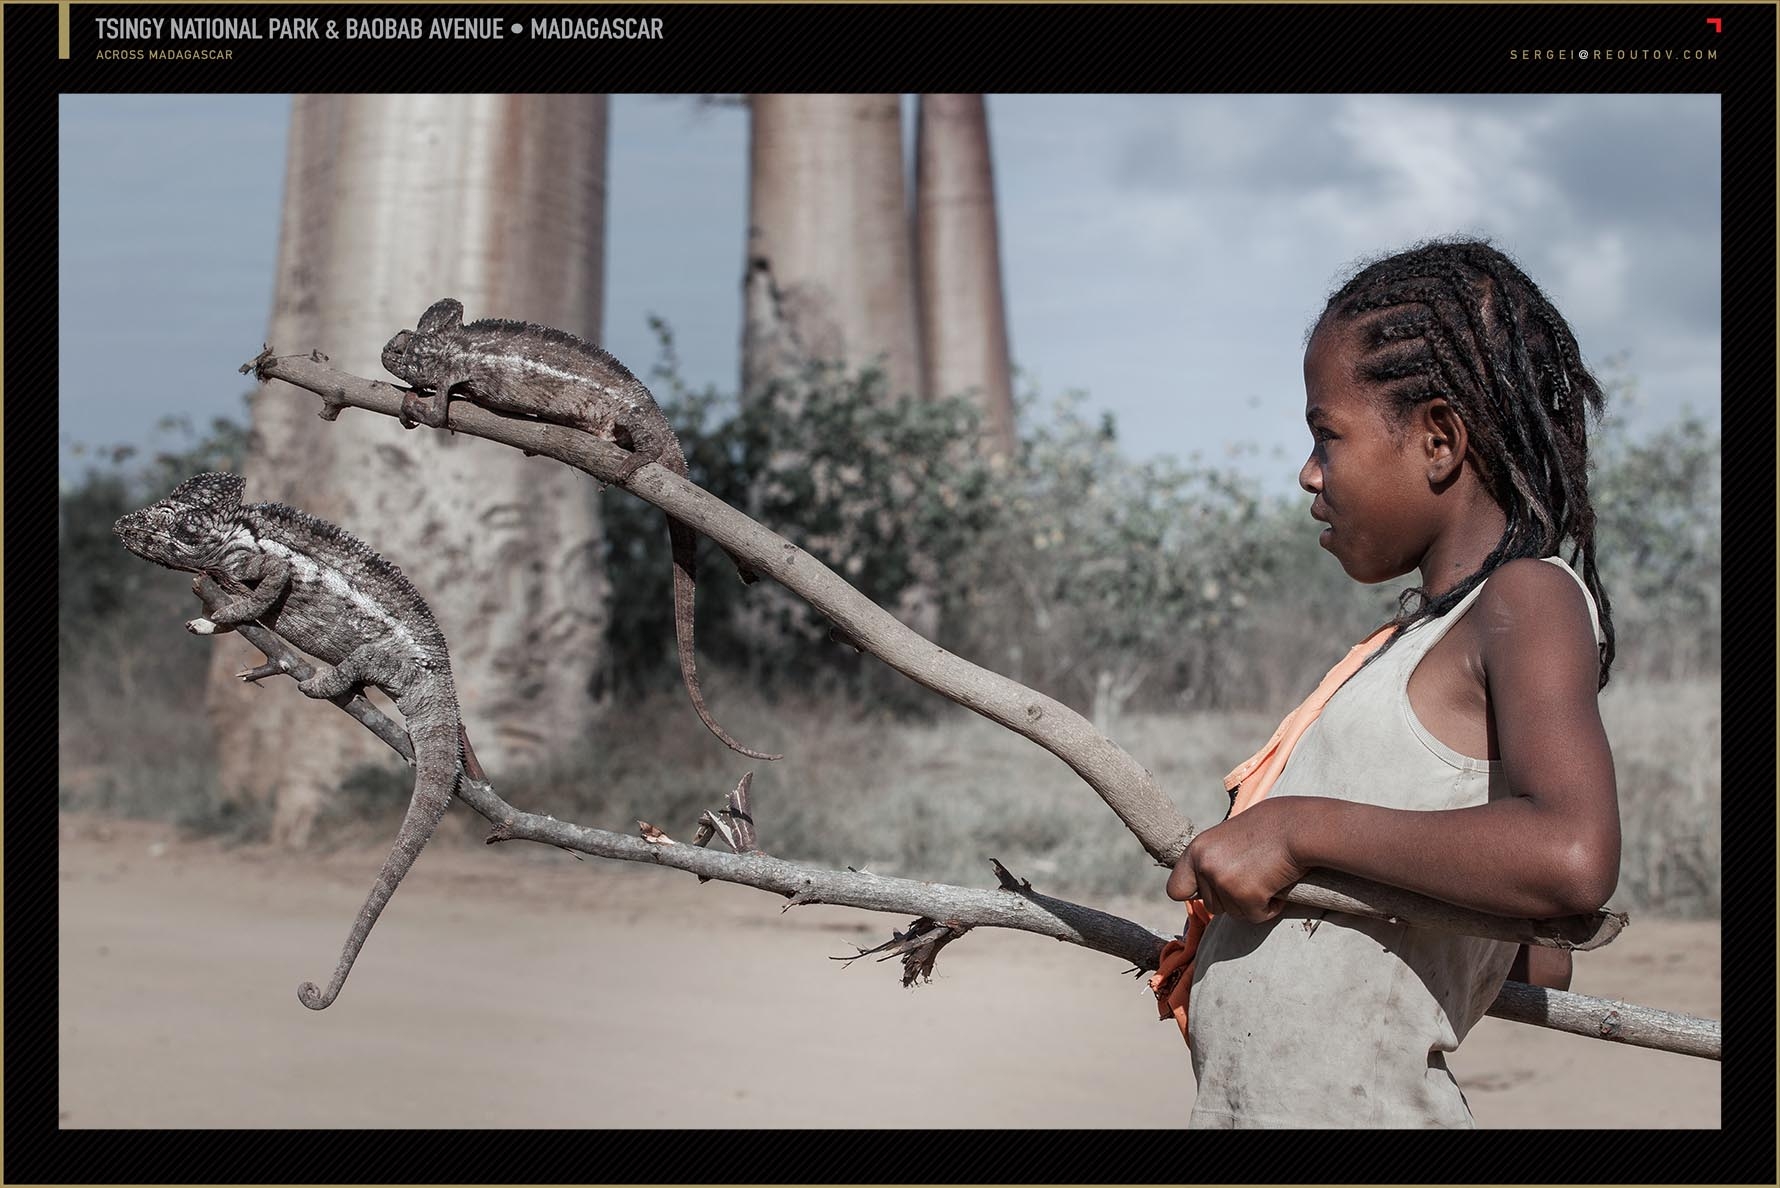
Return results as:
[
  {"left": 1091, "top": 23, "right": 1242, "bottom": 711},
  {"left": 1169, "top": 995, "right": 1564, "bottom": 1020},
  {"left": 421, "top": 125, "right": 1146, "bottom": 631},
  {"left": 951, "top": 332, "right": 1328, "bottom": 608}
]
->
[{"left": 59, "top": 93, "right": 1721, "bottom": 494}]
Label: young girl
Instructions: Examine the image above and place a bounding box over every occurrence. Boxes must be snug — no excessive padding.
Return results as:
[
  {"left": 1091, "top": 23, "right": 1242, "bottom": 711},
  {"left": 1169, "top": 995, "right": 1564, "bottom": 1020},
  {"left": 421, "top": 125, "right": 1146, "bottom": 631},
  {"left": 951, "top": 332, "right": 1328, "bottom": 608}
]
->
[{"left": 1165, "top": 239, "right": 1620, "bottom": 1128}]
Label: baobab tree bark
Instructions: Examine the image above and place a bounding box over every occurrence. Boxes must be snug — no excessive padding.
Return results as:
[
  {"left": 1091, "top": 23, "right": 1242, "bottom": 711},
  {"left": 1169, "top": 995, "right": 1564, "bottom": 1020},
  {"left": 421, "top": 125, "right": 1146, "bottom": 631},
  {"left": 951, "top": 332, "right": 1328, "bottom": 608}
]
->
[
  {"left": 742, "top": 93, "right": 924, "bottom": 405},
  {"left": 208, "top": 93, "right": 611, "bottom": 846},
  {"left": 915, "top": 93, "right": 1017, "bottom": 456},
  {"left": 741, "top": 93, "right": 937, "bottom": 643}
]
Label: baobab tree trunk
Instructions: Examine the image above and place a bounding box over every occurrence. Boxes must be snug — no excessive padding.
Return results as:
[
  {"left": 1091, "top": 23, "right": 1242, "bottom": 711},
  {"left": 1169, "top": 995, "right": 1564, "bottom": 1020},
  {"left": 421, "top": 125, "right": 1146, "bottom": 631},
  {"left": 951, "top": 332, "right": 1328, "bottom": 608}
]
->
[
  {"left": 742, "top": 93, "right": 924, "bottom": 404},
  {"left": 915, "top": 94, "right": 1017, "bottom": 456},
  {"left": 209, "top": 93, "right": 611, "bottom": 847},
  {"left": 740, "top": 93, "right": 939, "bottom": 646}
]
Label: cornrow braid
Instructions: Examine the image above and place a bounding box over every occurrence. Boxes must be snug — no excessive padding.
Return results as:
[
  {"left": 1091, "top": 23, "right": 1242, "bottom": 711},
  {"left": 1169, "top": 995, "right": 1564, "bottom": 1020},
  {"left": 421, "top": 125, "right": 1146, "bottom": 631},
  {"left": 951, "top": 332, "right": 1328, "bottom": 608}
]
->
[{"left": 1321, "top": 238, "right": 1616, "bottom": 687}]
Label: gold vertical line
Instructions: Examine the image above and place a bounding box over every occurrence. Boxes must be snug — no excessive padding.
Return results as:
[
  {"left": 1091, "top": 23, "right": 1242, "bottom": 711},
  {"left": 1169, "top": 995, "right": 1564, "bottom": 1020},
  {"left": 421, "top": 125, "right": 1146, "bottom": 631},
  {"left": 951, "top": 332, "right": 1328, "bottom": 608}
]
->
[
  {"left": 60, "top": 1, "right": 72, "bottom": 59},
  {"left": 0, "top": 10, "right": 7, "bottom": 875}
]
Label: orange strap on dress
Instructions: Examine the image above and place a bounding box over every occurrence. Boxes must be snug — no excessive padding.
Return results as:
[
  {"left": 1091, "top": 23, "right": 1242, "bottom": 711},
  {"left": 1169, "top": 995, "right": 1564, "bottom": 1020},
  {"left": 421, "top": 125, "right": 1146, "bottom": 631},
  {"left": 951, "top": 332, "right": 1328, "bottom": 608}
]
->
[{"left": 1150, "top": 623, "right": 1396, "bottom": 1044}]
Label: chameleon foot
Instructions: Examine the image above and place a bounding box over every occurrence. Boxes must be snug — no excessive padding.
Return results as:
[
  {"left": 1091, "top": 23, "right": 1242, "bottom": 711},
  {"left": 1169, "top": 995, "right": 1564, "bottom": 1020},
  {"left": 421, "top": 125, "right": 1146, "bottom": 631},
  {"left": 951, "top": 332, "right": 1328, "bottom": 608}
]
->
[
  {"left": 397, "top": 391, "right": 431, "bottom": 430},
  {"left": 611, "top": 452, "right": 651, "bottom": 484}
]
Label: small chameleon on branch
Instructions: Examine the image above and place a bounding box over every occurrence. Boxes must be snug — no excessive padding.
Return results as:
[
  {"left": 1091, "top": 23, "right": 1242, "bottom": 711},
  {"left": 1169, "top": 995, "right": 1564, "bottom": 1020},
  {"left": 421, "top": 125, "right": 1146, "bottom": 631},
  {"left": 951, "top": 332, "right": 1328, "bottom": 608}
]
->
[
  {"left": 382, "top": 296, "right": 782, "bottom": 762},
  {"left": 115, "top": 472, "right": 469, "bottom": 1010}
]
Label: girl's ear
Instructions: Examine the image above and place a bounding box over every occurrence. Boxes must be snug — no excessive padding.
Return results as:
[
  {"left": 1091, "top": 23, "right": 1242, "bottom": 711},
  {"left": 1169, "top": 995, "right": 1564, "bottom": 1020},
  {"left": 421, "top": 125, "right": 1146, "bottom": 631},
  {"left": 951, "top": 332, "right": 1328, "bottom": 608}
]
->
[{"left": 1422, "top": 399, "right": 1468, "bottom": 486}]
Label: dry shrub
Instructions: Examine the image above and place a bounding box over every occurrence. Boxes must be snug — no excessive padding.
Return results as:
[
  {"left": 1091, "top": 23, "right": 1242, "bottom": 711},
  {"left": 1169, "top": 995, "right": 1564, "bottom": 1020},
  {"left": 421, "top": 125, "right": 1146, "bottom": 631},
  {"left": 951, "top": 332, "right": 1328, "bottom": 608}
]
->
[{"left": 1598, "top": 677, "right": 1721, "bottom": 917}]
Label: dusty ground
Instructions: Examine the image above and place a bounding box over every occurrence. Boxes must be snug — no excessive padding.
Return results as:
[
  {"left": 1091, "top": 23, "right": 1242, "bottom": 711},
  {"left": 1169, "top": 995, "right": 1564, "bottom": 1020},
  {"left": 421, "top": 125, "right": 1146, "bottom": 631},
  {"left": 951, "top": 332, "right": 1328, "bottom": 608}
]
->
[{"left": 57, "top": 813, "right": 1721, "bottom": 1128}]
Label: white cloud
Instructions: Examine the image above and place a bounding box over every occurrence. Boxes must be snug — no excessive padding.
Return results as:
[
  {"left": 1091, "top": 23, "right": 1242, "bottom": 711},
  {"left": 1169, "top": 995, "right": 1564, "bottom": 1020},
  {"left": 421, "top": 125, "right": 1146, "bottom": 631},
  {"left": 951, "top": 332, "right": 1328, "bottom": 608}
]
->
[
  {"left": 1547, "top": 229, "right": 1633, "bottom": 325},
  {"left": 58, "top": 93, "right": 1720, "bottom": 494}
]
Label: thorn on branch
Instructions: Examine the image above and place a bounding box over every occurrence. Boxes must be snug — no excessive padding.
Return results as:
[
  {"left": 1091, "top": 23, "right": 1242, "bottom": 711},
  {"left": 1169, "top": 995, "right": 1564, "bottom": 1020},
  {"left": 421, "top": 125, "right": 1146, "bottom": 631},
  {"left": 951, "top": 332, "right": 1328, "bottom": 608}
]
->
[
  {"left": 637, "top": 820, "right": 674, "bottom": 846},
  {"left": 991, "top": 858, "right": 1033, "bottom": 893},
  {"left": 831, "top": 917, "right": 970, "bottom": 987},
  {"left": 828, "top": 624, "right": 866, "bottom": 654},
  {"left": 781, "top": 881, "right": 821, "bottom": 912}
]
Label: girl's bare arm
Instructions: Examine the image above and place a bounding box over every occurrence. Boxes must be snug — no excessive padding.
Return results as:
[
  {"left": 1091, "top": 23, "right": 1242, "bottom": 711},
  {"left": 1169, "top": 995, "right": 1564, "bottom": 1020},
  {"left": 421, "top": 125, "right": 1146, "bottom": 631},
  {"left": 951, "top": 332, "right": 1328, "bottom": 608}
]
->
[{"left": 1175, "top": 559, "right": 1620, "bottom": 922}]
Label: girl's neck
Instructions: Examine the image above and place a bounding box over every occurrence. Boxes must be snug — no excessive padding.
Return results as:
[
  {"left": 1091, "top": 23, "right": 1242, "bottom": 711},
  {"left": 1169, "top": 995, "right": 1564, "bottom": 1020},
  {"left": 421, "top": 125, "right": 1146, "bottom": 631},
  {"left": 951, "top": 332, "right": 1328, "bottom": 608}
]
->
[{"left": 1417, "top": 496, "right": 1508, "bottom": 598}]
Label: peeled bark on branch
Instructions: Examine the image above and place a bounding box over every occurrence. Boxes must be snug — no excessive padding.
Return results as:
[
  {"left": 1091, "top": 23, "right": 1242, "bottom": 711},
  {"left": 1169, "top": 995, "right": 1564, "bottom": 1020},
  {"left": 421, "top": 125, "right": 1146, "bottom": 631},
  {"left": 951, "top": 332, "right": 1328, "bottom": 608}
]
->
[{"left": 244, "top": 348, "right": 1627, "bottom": 956}]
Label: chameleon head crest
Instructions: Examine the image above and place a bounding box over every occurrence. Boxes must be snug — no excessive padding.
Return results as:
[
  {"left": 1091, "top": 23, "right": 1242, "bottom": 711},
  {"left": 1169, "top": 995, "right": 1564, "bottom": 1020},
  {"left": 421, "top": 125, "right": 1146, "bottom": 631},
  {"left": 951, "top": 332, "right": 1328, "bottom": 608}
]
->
[
  {"left": 416, "top": 298, "right": 464, "bottom": 334},
  {"left": 382, "top": 298, "right": 466, "bottom": 385}
]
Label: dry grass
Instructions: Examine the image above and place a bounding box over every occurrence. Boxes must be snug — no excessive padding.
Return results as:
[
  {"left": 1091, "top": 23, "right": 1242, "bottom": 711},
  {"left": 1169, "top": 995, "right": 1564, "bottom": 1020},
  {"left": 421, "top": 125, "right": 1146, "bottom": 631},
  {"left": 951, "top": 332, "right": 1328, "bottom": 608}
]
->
[
  {"left": 1597, "top": 677, "right": 1721, "bottom": 916},
  {"left": 57, "top": 617, "right": 257, "bottom": 837},
  {"left": 496, "top": 675, "right": 1720, "bottom": 915},
  {"left": 60, "top": 638, "right": 1721, "bottom": 916}
]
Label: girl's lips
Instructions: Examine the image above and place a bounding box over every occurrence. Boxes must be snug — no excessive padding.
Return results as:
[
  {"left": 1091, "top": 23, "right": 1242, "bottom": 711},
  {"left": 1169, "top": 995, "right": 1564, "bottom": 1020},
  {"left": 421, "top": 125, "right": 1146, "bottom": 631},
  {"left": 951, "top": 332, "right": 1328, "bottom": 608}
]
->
[{"left": 1310, "top": 499, "right": 1330, "bottom": 524}]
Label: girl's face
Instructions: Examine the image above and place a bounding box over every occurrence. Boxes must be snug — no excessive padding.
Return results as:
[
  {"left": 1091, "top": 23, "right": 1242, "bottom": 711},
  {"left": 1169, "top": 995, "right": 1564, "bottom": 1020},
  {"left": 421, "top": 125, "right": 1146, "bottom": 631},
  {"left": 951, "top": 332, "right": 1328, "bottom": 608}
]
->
[{"left": 1297, "top": 320, "right": 1438, "bottom": 584}]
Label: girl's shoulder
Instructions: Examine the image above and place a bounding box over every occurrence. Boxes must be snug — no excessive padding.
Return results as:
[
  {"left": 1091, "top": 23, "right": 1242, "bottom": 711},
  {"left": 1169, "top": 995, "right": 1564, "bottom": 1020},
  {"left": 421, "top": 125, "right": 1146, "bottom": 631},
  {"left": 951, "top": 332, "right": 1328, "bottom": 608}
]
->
[{"left": 1472, "top": 556, "right": 1603, "bottom": 675}]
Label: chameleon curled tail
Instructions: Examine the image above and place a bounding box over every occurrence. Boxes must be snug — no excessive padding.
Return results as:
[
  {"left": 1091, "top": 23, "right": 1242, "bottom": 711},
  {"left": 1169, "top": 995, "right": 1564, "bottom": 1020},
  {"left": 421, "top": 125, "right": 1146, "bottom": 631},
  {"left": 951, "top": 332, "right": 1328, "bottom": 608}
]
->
[{"left": 297, "top": 719, "right": 462, "bottom": 1010}]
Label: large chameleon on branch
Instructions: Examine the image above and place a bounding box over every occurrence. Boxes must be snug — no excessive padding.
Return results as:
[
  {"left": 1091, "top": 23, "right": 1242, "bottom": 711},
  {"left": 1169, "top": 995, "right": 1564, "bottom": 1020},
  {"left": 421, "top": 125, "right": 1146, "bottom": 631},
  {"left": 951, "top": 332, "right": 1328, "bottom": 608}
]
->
[{"left": 115, "top": 472, "right": 469, "bottom": 1010}]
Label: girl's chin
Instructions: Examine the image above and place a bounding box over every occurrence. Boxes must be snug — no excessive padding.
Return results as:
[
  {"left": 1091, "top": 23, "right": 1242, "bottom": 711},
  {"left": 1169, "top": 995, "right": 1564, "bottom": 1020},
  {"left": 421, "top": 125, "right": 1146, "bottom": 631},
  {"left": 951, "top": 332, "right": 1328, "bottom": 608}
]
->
[{"left": 1321, "top": 535, "right": 1388, "bottom": 584}]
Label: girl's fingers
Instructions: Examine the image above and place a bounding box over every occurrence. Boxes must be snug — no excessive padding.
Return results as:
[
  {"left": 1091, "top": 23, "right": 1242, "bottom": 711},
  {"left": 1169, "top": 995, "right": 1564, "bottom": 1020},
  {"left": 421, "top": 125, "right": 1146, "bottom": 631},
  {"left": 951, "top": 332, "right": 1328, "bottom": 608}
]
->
[{"left": 1165, "top": 862, "right": 1198, "bottom": 902}]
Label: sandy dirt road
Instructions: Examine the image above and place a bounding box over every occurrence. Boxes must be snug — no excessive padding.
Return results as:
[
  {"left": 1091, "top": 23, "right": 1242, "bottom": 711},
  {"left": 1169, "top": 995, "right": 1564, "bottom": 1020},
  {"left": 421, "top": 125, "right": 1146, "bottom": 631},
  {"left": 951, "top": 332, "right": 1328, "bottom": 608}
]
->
[{"left": 57, "top": 814, "right": 1720, "bottom": 1128}]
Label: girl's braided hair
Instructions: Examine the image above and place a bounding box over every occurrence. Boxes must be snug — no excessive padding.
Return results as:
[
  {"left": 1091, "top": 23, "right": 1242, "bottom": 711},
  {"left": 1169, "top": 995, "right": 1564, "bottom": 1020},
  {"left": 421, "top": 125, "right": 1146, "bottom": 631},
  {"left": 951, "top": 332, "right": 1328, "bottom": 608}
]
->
[{"left": 1321, "top": 238, "right": 1615, "bottom": 687}]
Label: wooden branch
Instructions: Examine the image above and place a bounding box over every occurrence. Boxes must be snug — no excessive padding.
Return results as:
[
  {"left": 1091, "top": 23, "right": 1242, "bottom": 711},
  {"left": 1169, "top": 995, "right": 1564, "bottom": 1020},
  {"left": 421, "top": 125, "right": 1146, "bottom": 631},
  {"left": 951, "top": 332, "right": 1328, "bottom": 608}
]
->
[
  {"left": 1487, "top": 979, "right": 1720, "bottom": 1061},
  {"left": 243, "top": 350, "right": 1625, "bottom": 953},
  {"left": 193, "top": 587, "right": 1718, "bottom": 1060}
]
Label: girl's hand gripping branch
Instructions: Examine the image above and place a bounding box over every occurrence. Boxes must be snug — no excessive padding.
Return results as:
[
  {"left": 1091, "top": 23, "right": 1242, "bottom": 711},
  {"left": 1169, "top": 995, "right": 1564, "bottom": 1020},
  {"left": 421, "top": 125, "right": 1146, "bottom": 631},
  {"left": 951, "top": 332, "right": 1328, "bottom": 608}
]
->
[{"left": 1166, "top": 799, "right": 1309, "bottom": 924}]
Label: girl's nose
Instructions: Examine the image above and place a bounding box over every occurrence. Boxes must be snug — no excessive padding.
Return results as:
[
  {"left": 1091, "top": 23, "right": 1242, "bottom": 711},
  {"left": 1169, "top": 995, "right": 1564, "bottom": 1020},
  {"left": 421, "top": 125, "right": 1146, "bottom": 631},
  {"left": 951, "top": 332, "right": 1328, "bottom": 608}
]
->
[{"left": 1298, "top": 452, "right": 1322, "bottom": 494}]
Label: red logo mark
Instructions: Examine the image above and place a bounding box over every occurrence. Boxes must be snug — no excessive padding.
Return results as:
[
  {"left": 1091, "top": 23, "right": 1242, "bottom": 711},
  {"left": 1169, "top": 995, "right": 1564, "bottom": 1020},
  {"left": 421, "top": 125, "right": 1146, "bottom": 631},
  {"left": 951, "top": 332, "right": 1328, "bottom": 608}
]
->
[{"left": 1706, "top": 17, "right": 1722, "bottom": 32}]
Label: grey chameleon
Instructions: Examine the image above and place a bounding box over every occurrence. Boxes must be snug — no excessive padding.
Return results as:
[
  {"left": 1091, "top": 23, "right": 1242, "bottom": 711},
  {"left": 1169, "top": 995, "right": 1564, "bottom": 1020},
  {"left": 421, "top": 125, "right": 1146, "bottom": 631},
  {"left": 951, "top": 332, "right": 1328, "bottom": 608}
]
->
[
  {"left": 115, "top": 472, "right": 465, "bottom": 1010},
  {"left": 382, "top": 297, "right": 781, "bottom": 761}
]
